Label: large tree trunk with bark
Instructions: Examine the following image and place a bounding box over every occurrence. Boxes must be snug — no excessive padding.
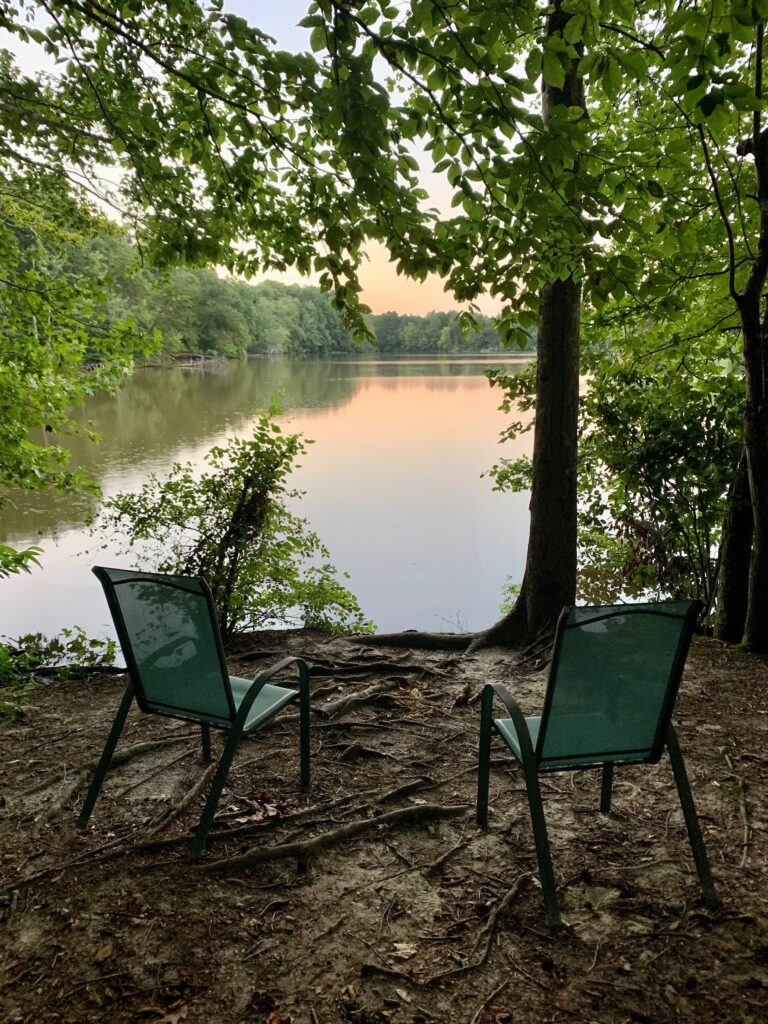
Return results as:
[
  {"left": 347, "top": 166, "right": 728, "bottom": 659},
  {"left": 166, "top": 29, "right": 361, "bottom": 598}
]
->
[
  {"left": 359, "top": 4, "right": 584, "bottom": 654},
  {"left": 738, "top": 61, "right": 768, "bottom": 652},
  {"left": 741, "top": 299, "right": 768, "bottom": 651},
  {"left": 716, "top": 450, "right": 753, "bottom": 643},
  {"left": 470, "top": 279, "right": 580, "bottom": 649},
  {"left": 469, "top": 3, "right": 583, "bottom": 651}
]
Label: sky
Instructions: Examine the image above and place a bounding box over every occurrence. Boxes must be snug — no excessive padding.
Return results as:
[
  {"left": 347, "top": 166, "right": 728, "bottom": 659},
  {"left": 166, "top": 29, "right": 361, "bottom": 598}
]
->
[
  {"left": 2, "top": 1, "right": 500, "bottom": 317},
  {"left": 232, "top": 2, "right": 500, "bottom": 316}
]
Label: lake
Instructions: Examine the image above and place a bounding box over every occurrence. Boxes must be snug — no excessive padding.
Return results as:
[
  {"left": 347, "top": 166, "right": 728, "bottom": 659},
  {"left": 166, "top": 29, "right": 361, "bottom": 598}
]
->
[{"left": 0, "top": 356, "right": 533, "bottom": 641}]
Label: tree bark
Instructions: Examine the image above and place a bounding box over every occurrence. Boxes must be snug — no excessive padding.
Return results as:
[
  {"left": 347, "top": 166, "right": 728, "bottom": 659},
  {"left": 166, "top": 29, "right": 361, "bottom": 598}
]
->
[
  {"left": 469, "top": 4, "right": 583, "bottom": 651},
  {"left": 716, "top": 450, "right": 753, "bottom": 643},
  {"left": 471, "top": 279, "right": 581, "bottom": 649},
  {"left": 741, "top": 299, "right": 768, "bottom": 651},
  {"left": 739, "top": 27, "right": 768, "bottom": 653}
]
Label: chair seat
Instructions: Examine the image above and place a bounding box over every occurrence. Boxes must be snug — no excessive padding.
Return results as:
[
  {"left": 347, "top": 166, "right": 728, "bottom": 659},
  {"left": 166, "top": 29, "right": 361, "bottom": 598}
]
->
[
  {"left": 495, "top": 715, "right": 541, "bottom": 763},
  {"left": 229, "top": 676, "right": 299, "bottom": 733},
  {"left": 495, "top": 712, "right": 654, "bottom": 769}
]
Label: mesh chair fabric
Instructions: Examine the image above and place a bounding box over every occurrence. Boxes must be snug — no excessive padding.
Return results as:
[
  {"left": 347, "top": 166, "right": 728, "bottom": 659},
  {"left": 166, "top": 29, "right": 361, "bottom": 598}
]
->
[
  {"left": 537, "top": 601, "right": 697, "bottom": 768},
  {"left": 96, "top": 568, "right": 233, "bottom": 724}
]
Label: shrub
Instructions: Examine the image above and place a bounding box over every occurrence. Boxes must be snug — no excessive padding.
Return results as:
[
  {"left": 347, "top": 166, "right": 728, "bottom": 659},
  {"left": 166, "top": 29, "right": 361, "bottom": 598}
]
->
[{"left": 94, "top": 414, "right": 374, "bottom": 638}]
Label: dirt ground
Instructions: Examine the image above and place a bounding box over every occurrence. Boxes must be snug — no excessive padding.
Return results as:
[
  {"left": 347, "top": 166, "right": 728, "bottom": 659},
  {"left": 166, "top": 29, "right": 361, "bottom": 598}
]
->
[{"left": 0, "top": 631, "right": 767, "bottom": 1024}]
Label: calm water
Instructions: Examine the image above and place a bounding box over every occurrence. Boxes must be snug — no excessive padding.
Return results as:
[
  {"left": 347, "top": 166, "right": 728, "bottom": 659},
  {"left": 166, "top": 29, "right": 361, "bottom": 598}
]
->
[{"left": 0, "top": 356, "right": 533, "bottom": 640}]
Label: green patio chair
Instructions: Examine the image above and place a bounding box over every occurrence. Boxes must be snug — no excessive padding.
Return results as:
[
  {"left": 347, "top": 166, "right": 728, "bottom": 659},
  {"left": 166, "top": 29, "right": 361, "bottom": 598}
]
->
[
  {"left": 78, "top": 566, "right": 310, "bottom": 858},
  {"left": 477, "top": 600, "right": 719, "bottom": 927}
]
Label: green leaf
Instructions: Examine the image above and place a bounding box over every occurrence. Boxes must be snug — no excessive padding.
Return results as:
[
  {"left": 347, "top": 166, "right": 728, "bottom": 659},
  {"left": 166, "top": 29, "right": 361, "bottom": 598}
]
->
[
  {"left": 542, "top": 51, "right": 565, "bottom": 89},
  {"left": 309, "top": 24, "right": 326, "bottom": 52},
  {"left": 602, "top": 57, "right": 622, "bottom": 100},
  {"left": 563, "top": 14, "right": 585, "bottom": 44}
]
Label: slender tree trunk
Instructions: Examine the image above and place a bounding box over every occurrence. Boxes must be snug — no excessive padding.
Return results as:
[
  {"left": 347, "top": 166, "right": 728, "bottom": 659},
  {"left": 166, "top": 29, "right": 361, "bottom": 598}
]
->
[
  {"left": 716, "top": 450, "right": 753, "bottom": 643},
  {"left": 470, "top": 4, "right": 583, "bottom": 651}
]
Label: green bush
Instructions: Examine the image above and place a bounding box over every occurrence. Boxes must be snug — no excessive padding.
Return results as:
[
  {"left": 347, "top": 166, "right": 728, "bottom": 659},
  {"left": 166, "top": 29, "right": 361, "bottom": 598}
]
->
[
  {"left": 94, "top": 414, "right": 374, "bottom": 638},
  {"left": 0, "top": 628, "right": 117, "bottom": 718}
]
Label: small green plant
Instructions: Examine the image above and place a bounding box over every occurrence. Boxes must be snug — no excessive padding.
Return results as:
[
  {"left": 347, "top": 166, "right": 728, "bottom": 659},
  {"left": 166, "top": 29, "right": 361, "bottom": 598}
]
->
[
  {"left": 0, "top": 628, "right": 117, "bottom": 718},
  {"left": 0, "top": 544, "right": 43, "bottom": 579},
  {"left": 93, "top": 414, "right": 374, "bottom": 638},
  {"left": 499, "top": 579, "right": 521, "bottom": 616}
]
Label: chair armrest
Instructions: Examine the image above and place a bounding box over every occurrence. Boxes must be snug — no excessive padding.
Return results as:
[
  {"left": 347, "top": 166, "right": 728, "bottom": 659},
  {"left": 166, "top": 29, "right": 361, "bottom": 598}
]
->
[
  {"left": 481, "top": 682, "right": 537, "bottom": 764},
  {"left": 234, "top": 657, "right": 310, "bottom": 727}
]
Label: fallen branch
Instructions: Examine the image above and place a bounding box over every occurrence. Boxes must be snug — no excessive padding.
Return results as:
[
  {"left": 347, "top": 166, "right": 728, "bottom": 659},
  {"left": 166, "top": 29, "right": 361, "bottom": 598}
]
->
[
  {"left": 469, "top": 980, "right": 509, "bottom": 1024},
  {"left": 202, "top": 803, "right": 469, "bottom": 873},
  {"left": 424, "top": 834, "right": 476, "bottom": 875}
]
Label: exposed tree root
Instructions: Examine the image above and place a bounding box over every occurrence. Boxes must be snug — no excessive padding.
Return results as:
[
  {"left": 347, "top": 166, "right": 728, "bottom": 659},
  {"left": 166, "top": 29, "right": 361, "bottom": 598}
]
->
[
  {"left": 14, "top": 736, "right": 191, "bottom": 806},
  {"left": 359, "top": 870, "right": 533, "bottom": 986},
  {"left": 353, "top": 631, "right": 475, "bottom": 651},
  {"left": 202, "top": 803, "right": 469, "bottom": 873},
  {"left": 316, "top": 678, "right": 407, "bottom": 718},
  {"left": 422, "top": 871, "right": 533, "bottom": 984},
  {"left": 145, "top": 761, "right": 217, "bottom": 835}
]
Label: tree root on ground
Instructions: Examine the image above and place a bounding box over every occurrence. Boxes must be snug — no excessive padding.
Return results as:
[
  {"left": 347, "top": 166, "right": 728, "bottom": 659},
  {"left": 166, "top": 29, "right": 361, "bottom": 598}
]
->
[
  {"left": 201, "top": 803, "right": 469, "bottom": 873},
  {"left": 353, "top": 631, "right": 475, "bottom": 651},
  {"left": 12, "top": 736, "right": 191, "bottom": 812},
  {"left": 315, "top": 678, "right": 408, "bottom": 718},
  {"left": 360, "top": 870, "right": 533, "bottom": 986}
]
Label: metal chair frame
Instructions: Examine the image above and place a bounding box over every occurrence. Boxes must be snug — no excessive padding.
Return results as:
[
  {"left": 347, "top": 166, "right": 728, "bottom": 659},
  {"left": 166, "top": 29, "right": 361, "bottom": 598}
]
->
[
  {"left": 78, "top": 567, "right": 310, "bottom": 858},
  {"left": 476, "top": 603, "right": 720, "bottom": 927}
]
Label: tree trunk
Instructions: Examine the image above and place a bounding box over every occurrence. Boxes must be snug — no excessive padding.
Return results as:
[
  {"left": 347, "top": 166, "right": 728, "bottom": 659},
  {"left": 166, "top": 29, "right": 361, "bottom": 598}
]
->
[
  {"left": 739, "top": 36, "right": 768, "bottom": 652},
  {"left": 470, "top": 4, "right": 583, "bottom": 651},
  {"left": 472, "top": 279, "right": 581, "bottom": 649},
  {"left": 741, "top": 300, "right": 768, "bottom": 651},
  {"left": 716, "top": 450, "right": 753, "bottom": 643}
]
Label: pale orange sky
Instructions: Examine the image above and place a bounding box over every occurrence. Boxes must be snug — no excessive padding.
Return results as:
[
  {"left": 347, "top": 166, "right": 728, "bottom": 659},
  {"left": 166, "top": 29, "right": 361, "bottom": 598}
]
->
[{"left": 258, "top": 240, "right": 503, "bottom": 317}]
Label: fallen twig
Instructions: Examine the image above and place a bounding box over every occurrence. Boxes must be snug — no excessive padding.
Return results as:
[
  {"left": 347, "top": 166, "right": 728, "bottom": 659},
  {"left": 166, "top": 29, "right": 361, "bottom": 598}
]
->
[
  {"left": 421, "top": 871, "right": 533, "bottom": 984},
  {"left": 469, "top": 980, "right": 509, "bottom": 1024}
]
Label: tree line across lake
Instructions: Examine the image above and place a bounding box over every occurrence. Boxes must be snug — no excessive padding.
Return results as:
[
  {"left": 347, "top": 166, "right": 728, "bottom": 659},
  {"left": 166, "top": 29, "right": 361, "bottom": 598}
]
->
[{"left": 80, "top": 233, "right": 516, "bottom": 361}]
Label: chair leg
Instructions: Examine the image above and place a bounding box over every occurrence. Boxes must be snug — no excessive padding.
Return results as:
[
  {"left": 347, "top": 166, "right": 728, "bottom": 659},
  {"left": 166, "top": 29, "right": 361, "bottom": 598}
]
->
[
  {"left": 299, "top": 676, "right": 310, "bottom": 792},
  {"left": 666, "top": 725, "right": 720, "bottom": 911},
  {"left": 189, "top": 725, "right": 243, "bottom": 859},
  {"left": 77, "top": 682, "right": 135, "bottom": 827},
  {"left": 476, "top": 687, "right": 494, "bottom": 828},
  {"left": 600, "top": 763, "right": 614, "bottom": 813},
  {"left": 522, "top": 766, "right": 561, "bottom": 929},
  {"left": 200, "top": 724, "right": 211, "bottom": 763}
]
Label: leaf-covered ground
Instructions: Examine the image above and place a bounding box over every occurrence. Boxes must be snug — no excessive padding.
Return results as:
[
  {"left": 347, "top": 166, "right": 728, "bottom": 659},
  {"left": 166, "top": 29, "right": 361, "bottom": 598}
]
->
[{"left": 0, "top": 633, "right": 766, "bottom": 1024}]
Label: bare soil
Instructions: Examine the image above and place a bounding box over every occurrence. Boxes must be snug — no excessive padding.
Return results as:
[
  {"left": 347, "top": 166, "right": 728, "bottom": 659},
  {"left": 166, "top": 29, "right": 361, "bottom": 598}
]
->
[{"left": 0, "top": 632, "right": 766, "bottom": 1024}]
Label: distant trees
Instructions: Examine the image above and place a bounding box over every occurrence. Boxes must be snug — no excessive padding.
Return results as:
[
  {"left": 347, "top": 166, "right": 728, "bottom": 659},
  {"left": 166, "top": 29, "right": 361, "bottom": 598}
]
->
[
  {"left": 22, "top": 216, "right": 513, "bottom": 360},
  {"left": 0, "top": 173, "right": 151, "bottom": 575}
]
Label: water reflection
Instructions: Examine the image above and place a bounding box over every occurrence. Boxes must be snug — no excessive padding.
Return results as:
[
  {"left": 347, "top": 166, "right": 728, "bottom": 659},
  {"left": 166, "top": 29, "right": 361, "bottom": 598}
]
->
[{"left": 0, "top": 355, "right": 533, "bottom": 637}]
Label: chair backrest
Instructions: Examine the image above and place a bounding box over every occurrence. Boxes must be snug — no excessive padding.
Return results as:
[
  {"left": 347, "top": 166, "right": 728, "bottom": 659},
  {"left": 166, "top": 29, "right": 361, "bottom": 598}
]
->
[
  {"left": 94, "top": 566, "right": 235, "bottom": 726},
  {"left": 537, "top": 600, "right": 700, "bottom": 769}
]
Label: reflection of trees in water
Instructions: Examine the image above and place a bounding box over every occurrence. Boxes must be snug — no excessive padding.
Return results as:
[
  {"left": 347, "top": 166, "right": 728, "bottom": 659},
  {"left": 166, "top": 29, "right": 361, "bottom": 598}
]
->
[
  {"left": 0, "top": 357, "right": 530, "bottom": 540},
  {"left": 0, "top": 360, "right": 358, "bottom": 537}
]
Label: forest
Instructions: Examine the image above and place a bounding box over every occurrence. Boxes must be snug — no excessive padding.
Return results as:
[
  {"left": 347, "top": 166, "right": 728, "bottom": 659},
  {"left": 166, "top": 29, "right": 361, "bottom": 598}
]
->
[{"left": 68, "top": 227, "right": 513, "bottom": 359}]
